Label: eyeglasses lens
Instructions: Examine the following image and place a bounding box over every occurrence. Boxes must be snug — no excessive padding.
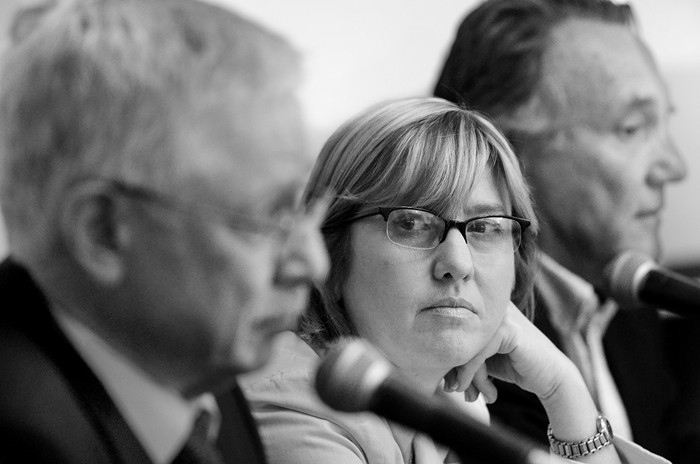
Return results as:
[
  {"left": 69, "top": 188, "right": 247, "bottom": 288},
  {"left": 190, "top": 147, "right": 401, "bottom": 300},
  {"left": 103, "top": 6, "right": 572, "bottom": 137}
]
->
[
  {"left": 386, "top": 209, "right": 522, "bottom": 253},
  {"left": 386, "top": 209, "right": 443, "bottom": 249}
]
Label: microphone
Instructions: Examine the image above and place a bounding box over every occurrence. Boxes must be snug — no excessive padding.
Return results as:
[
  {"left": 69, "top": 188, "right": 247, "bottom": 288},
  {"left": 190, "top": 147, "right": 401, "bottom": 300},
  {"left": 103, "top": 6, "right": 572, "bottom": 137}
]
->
[
  {"left": 315, "top": 338, "right": 559, "bottom": 464},
  {"left": 602, "top": 250, "right": 700, "bottom": 318}
]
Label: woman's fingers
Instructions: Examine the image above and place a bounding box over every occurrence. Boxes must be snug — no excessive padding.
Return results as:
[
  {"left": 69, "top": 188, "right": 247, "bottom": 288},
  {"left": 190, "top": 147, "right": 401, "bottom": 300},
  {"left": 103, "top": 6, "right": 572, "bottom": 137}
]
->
[
  {"left": 443, "top": 362, "right": 499, "bottom": 404},
  {"left": 443, "top": 367, "right": 458, "bottom": 392},
  {"left": 464, "top": 382, "right": 480, "bottom": 402},
  {"left": 443, "top": 302, "right": 525, "bottom": 397},
  {"left": 443, "top": 362, "right": 478, "bottom": 392},
  {"left": 471, "top": 365, "right": 498, "bottom": 404}
]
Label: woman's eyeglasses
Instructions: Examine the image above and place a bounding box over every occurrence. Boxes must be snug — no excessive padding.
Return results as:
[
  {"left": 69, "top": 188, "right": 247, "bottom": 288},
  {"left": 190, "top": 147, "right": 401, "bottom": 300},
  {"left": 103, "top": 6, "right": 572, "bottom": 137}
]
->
[{"left": 346, "top": 206, "right": 530, "bottom": 254}]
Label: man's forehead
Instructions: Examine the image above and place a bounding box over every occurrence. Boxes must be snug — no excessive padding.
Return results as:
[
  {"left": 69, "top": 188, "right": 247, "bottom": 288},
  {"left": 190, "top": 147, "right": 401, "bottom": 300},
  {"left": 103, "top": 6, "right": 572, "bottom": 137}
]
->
[
  {"left": 210, "top": 145, "right": 311, "bottom": 208},
  {"left": 497, "top": 19, "right": 670, "bottom": 136},
  {"left": 175, "top": 106, "right": 314, "bottom": 211},
  {"left": 541, "top": 19, "right": 668, "bottom": 122}
]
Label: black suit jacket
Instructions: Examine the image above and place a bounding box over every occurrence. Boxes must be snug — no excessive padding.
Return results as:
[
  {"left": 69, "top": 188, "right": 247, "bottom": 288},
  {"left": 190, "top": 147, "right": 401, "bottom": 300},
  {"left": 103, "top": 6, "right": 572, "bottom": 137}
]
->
[
  {"left": 0, "top": 258, "right": 267, "bottom": 464},
  {"left": 488, "top": 288, "right": 700, "bottom": 464}
]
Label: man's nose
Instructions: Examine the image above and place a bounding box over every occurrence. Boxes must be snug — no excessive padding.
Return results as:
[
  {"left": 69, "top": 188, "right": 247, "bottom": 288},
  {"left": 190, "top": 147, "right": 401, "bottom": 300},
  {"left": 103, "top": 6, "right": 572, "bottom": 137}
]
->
[
  {"left": 274, "top": 218, "right": 330, "bottom": 288},
  {"left": 648, "top": 134, "right": 687, "bottom": 186}
]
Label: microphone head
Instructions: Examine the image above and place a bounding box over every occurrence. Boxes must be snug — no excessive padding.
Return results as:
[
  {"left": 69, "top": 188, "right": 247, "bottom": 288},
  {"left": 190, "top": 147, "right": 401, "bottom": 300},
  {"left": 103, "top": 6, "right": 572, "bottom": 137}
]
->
[
  {"left": 602, "top": 250, "right": 657, "bottom": 306},
  {"left": 315, "top": 338, "right": 392, "bottom": 413}
]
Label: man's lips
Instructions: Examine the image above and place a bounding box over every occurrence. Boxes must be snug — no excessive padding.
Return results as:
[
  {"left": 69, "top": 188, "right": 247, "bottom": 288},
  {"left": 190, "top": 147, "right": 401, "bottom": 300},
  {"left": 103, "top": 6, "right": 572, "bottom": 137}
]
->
[{"left": 636, "top": 208, "right": 660, "bottom": 218}]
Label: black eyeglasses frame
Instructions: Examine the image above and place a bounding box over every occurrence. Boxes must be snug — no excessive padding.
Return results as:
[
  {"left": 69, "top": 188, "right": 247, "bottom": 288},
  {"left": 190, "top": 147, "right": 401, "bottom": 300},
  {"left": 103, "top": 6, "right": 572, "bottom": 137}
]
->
[{"left": 342, "top": 205, "right": 531, "bottom": 251}]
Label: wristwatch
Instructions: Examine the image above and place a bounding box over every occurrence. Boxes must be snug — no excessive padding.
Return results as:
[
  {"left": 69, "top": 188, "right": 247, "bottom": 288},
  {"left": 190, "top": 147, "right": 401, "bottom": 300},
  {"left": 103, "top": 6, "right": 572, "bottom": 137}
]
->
[{"left": 547, "top": 413, "right": 614, "bottom": 459}]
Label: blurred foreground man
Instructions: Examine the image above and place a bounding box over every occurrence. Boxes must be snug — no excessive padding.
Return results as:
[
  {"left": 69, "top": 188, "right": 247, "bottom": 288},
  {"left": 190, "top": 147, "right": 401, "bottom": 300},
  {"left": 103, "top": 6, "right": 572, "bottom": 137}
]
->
[
  {"left": 435, "top": 0, "right": 699, "bottom": 462},
  {"left": 0, "top": 0, "right": 328, "bottom": 463}
]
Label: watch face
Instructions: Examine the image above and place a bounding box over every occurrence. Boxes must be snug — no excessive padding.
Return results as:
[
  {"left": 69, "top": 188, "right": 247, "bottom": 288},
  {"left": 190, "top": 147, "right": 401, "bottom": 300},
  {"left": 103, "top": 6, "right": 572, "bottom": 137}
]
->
[{"left": 597, "top": 415, "right": 614, "bottom": 439}]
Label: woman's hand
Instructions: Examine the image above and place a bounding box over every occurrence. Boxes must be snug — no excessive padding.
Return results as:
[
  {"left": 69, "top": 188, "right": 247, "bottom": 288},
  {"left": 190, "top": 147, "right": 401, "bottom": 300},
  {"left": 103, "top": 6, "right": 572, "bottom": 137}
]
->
[
  {"left": 444, "top": 302, "right": 579, "bottom": 402},
  {"left": 444, "top": 362, "right": 497, "bottom": 403},
  {"left": 446, "top": 303, "right": 621, "bottom": 463}
]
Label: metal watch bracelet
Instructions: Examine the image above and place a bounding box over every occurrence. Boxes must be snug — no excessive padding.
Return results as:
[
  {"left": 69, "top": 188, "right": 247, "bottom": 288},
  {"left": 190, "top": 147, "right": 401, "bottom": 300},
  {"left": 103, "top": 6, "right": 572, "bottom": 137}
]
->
[{"left": 547, "top": 414, "right": 614, "bottom": 459}]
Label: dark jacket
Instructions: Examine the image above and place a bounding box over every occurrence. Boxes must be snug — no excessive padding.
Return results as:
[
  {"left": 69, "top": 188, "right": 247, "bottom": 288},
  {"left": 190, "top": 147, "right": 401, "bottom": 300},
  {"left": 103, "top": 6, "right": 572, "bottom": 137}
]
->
[
  {"left": 488, "top": 285, "right": 700, "bottom": 464},
  {"left": 0, "top": 258, "right": 267, "bottom": 464}
]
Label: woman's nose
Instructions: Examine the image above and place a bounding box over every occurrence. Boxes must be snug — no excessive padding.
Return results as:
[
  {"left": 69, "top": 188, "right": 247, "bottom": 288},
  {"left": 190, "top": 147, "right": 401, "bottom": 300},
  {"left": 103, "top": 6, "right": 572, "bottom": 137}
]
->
[{"left": 432, "top": 226, "right": 474, "bottom": 282}]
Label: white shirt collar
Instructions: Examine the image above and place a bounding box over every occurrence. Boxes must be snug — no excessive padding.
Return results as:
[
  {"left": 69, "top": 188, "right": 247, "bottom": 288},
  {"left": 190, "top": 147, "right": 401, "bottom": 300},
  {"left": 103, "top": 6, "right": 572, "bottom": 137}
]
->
[
  {"left": 538, "top": 253, "right": 604, "bottom": 332},
  {"left": 53, "top": 310, "right": 218, "bottom": 464}
]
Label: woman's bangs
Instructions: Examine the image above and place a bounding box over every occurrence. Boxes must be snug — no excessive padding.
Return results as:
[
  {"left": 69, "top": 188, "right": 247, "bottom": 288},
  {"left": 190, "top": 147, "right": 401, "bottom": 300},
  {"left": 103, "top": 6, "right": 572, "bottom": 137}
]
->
[{"left": 423, "top": 119, "right": 494, "bottom": 217}]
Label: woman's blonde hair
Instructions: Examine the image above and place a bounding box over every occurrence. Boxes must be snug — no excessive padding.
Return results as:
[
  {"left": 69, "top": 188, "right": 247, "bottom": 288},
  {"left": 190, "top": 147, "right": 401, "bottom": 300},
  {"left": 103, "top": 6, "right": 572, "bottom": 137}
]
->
[{"left": 300, "top": 97, "right": 538, "bottom": 350}]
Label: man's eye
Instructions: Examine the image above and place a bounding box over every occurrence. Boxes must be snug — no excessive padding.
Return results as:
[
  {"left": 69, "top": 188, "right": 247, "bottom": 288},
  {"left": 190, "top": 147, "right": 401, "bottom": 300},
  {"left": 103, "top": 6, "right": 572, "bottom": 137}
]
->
[
  {"left": 618, "top": 124, "right": 643, "bottom": 137},
  {"left": 615, "top": 115, "right": 655, "bottom": 141}
]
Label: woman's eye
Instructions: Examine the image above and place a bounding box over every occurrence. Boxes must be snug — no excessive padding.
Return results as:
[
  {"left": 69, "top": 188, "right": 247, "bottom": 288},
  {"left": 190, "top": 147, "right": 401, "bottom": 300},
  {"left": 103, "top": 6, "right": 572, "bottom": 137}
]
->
[
  {"left": 469, "top": 220, "right": 487, "bottom": 234},
  {"left": 396, "top": 217, "right": 416, "bottom": 230},
  {"left": 391, "top": 211, "right": 433, "bottom": 233},
  {"left": 469, "top": 219, "right": 503, "bottom": 235}
]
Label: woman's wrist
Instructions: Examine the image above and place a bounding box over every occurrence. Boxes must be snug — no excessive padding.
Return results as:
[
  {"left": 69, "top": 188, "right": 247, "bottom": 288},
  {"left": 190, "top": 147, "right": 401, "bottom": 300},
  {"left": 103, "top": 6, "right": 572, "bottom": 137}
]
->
[
  {"left": 535, "top": 362, "right": 621, "bottom": 462},
  {"left": 538, "top": 360, "right": 600, "bottom": 442},
  {"left": 547, "top": 413, "right": 614, "bottom": 459}
]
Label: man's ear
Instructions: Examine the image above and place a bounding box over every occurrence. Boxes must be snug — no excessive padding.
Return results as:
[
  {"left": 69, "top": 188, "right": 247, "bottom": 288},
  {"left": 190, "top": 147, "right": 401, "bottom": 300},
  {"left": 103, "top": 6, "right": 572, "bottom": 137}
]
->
[{"left": 60, "top": 182, "right": 131, "bottom": 284}]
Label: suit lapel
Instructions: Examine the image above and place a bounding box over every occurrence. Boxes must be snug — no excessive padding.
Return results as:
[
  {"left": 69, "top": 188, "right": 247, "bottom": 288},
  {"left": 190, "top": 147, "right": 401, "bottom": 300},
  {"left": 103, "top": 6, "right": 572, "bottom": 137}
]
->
[
  {"left": 603, "top": 308, "right": 675, "bottom": 456},
  {"left": 216, "top": 383, "right": 268, "bottom": 464},
  {"left": 0, "top": 258, "right": 153, "bottom": 464}
]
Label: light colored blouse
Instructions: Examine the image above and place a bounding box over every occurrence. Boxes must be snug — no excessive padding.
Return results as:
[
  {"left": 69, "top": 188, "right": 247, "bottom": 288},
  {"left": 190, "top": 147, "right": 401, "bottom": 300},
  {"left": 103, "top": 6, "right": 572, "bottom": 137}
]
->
[{"left": 240, "top": 331, "right": 669, "bottom": 464}]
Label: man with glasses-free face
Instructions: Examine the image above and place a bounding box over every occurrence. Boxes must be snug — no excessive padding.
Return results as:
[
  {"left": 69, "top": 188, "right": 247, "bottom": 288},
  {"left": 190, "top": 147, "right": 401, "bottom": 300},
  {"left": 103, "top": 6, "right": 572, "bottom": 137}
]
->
[
  {"left": 434, "top": 0, "right": 698, "bottom": 462},
  {"left": 0, "top": 0, "right": 328, "bottom": 463}
]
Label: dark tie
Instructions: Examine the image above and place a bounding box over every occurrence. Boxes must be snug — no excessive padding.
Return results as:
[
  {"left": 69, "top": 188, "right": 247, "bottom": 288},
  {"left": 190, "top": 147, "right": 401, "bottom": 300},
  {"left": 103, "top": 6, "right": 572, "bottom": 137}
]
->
[{"left": 172, "top": 410, "right": 225, "bottom": 464}]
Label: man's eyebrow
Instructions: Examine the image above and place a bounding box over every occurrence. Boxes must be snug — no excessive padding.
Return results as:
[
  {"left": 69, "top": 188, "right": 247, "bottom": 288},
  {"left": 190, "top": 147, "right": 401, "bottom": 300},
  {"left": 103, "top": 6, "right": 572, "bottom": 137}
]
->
[{"left": 621, "top": 96, "right": 666, "bottom": 116}]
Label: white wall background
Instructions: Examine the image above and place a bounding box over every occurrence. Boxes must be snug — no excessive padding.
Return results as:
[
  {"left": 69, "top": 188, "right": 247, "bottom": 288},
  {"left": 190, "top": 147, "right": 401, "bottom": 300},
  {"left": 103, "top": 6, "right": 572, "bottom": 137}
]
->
[{"left": 0, "top": 0, "right": 698, "bottom": 267}]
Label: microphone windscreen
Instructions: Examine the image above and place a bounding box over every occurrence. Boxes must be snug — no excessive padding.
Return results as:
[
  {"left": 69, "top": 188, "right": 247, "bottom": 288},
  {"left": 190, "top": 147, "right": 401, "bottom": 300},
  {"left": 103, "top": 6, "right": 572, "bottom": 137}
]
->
[
  {"left": 315, "top": 338, "right": 392, "bottom": 412},
  {"left": 602, "top": 250, "right": 656, "bottom": 306}
]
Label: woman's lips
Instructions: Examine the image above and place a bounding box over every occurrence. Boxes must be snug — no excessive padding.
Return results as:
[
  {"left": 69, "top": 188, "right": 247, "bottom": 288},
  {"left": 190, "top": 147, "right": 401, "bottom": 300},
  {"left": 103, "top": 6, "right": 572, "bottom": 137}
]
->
[{"left": 422, "top": 297, "right": 478, "bottom": 316}]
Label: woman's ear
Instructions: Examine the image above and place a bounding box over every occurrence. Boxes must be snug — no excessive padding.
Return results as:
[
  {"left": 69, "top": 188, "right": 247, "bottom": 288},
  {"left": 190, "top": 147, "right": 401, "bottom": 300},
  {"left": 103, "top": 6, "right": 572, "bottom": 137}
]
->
[{"left": 60, "top": 181, "right": 131, "bottom": 284}]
